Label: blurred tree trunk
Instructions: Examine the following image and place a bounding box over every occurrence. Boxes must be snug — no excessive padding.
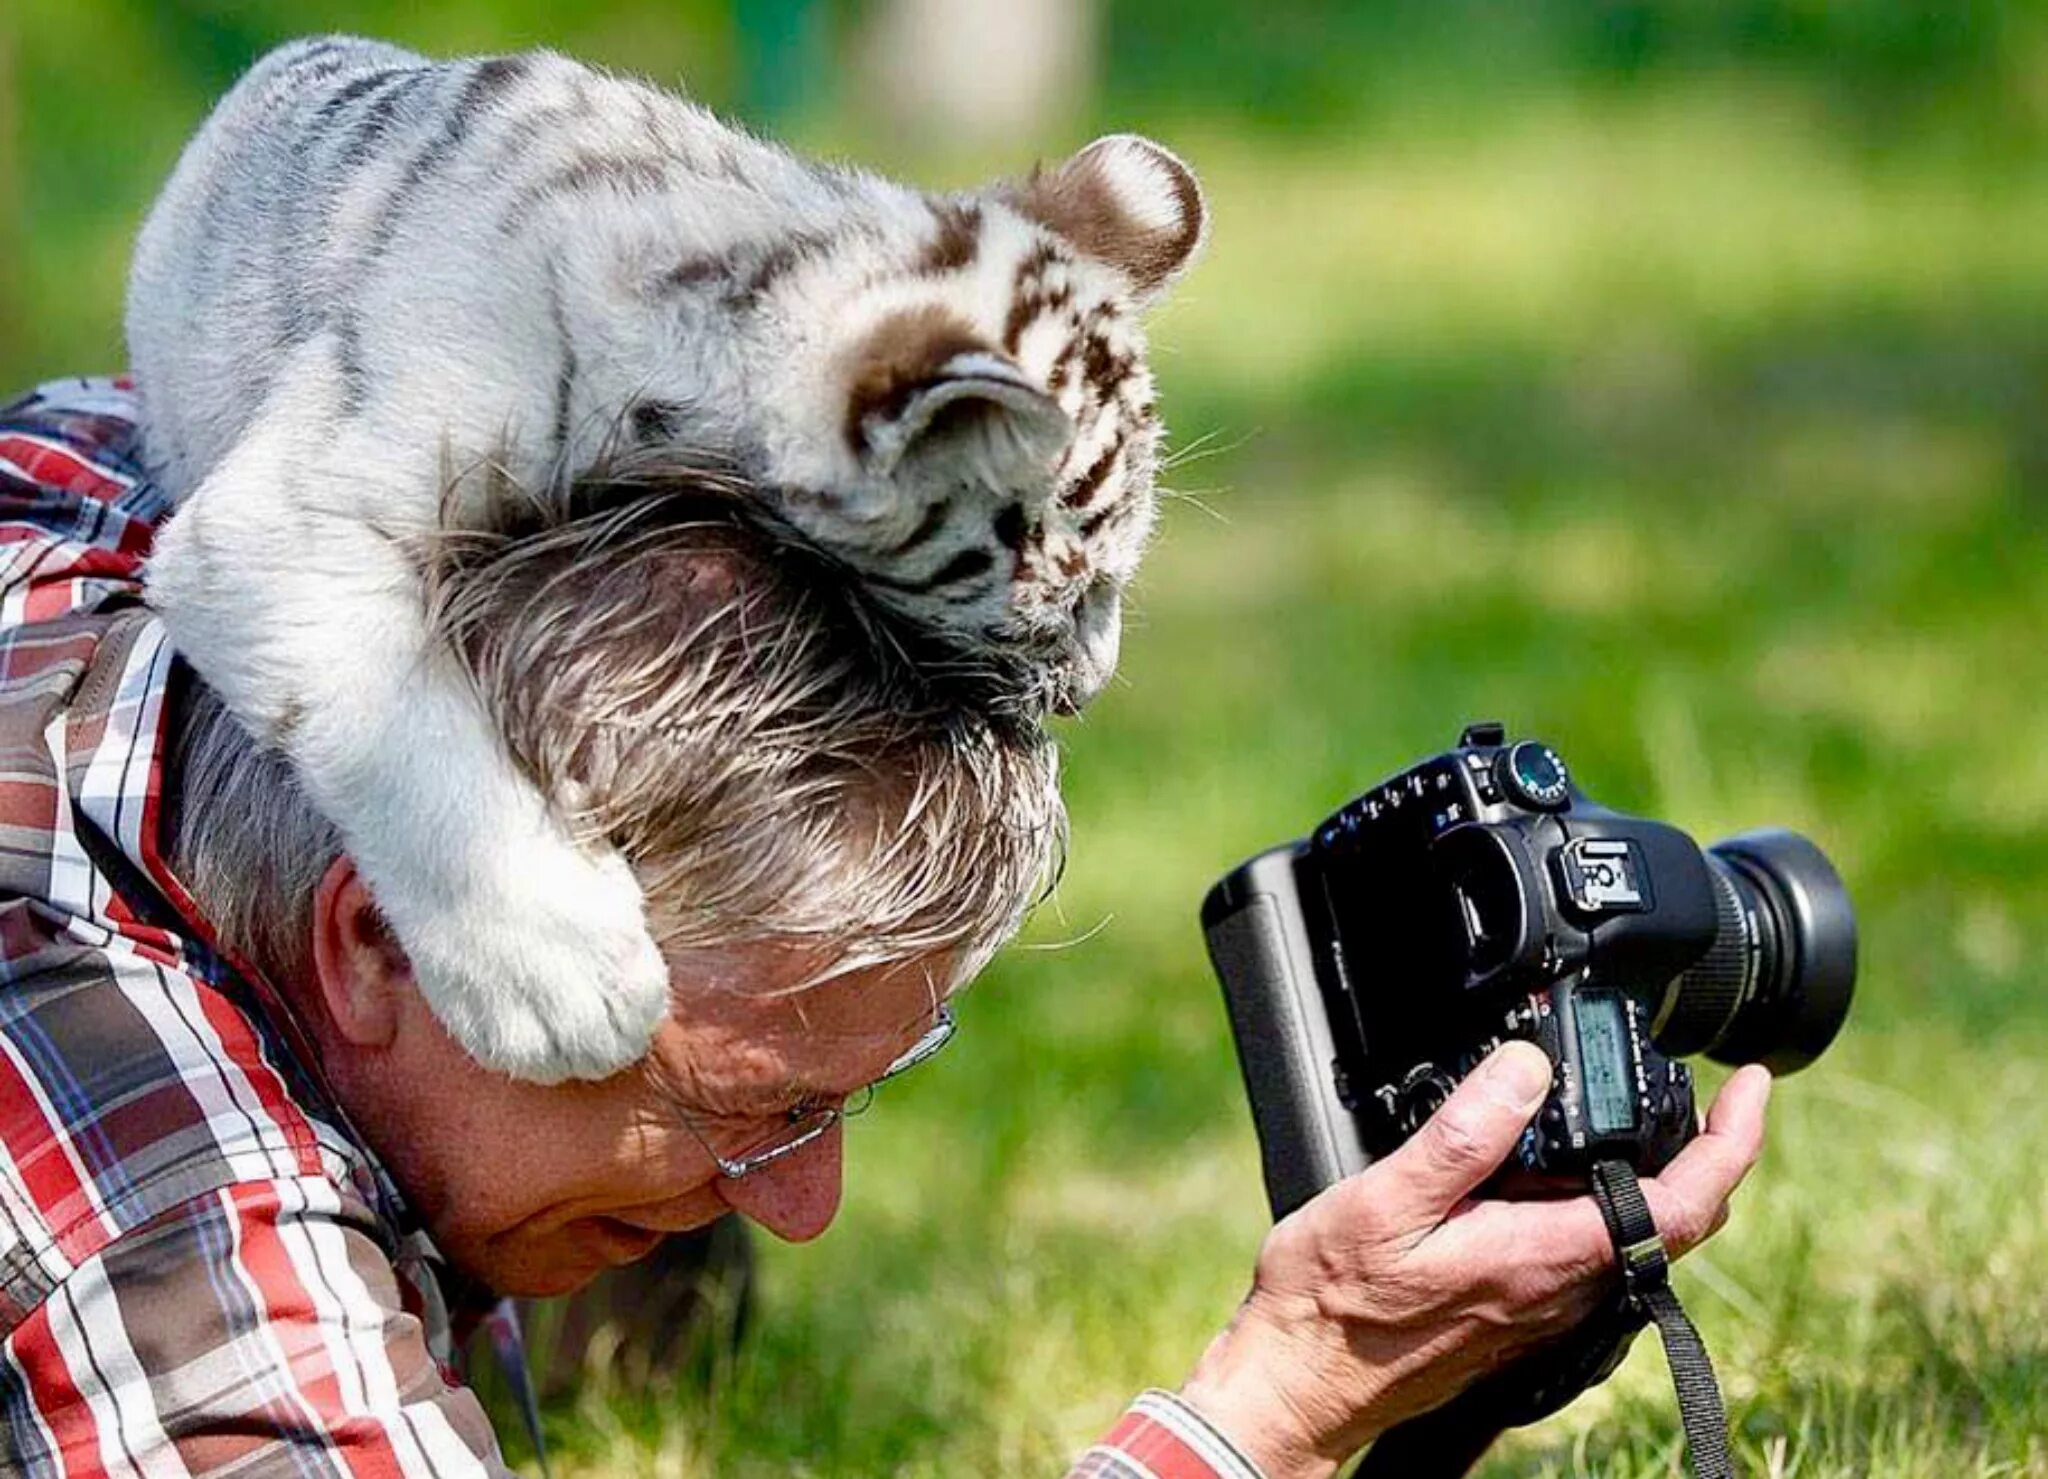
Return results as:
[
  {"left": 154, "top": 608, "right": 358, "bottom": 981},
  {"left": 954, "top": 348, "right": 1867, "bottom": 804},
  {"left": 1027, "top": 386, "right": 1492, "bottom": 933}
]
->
[{"left": 859, "top": 0, "right": 1097, "bottom": 149}]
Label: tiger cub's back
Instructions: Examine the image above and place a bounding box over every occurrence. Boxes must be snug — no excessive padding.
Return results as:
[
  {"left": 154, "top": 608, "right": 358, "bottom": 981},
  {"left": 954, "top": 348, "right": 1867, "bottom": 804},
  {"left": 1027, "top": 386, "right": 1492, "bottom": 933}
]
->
[{"left": 130, "top": 34, "right": 1206, "bottom": 714}]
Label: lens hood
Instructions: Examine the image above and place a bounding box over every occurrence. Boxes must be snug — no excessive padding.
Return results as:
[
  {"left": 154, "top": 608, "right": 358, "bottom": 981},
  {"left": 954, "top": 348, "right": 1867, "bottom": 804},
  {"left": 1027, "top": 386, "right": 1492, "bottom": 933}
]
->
[{"left": 1705, "top": 828, "right": 1858, "bottom": 1074}]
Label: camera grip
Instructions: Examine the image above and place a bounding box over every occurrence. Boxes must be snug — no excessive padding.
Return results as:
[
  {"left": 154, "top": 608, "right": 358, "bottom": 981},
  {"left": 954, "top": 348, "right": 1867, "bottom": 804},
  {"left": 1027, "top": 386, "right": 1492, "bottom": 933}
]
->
[{"left": 1204, "top": 847, "right": 1373, "bottom": 1220}]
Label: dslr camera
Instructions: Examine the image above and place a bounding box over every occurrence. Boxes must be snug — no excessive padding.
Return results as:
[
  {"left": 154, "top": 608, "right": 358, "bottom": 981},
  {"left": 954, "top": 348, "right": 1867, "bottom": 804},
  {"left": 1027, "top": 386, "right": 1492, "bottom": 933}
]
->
[{"left": 1204, "top": 722, "right": 1855, "bottom": 1220}]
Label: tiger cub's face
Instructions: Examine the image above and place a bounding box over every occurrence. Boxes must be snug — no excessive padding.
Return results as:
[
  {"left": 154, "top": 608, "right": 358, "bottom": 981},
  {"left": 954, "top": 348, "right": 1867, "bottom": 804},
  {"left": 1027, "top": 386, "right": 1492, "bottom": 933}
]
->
[{"left": 588, "top": 135, "right": 1206, "bottom": 717}]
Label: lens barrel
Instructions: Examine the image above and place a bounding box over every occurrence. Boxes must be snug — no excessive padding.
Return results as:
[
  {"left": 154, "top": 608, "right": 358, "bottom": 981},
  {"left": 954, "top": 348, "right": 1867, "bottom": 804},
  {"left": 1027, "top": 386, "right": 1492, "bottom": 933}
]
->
[{"left": 1648, "top": 828, "right": 1856, "bottom": 1074}]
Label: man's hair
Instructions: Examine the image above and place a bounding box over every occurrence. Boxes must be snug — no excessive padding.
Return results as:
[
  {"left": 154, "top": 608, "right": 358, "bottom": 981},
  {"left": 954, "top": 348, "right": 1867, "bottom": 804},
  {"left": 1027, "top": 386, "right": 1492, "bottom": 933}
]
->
[{"left": 167, "top": 472, "right": 1066, "bottom": 995}]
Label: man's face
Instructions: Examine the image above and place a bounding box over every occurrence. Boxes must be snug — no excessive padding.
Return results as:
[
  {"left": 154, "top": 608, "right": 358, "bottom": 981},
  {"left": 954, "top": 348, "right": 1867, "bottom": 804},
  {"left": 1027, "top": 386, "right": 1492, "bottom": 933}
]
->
[{"left": 334, "top": 939, "right": 955, "bottom": 1297}]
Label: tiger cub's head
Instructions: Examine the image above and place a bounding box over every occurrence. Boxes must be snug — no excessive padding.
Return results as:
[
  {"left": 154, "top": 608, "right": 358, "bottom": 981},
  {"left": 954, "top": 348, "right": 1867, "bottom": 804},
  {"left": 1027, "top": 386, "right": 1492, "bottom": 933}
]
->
[{"left": 591, "top": 135, "right": 1205, "bottom": 718}]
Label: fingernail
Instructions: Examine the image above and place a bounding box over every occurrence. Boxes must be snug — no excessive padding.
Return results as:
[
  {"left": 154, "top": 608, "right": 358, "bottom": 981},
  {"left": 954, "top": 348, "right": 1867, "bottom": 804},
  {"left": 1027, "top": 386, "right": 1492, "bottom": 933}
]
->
[{"left": 1483, "top": 1042, "right": 1553, "bottom": 1110}]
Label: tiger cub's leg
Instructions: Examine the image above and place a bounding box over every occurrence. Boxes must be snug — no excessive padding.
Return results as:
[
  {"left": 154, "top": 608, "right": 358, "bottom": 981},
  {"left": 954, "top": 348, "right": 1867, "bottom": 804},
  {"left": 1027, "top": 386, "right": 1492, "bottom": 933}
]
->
[{"left": 148, "top": 416, "right": 669, "bottom": 1083}]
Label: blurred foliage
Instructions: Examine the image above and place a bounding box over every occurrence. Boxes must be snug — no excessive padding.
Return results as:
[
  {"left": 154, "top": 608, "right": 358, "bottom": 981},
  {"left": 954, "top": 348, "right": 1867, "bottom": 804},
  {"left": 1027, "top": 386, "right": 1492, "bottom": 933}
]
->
[
  {"left": 6, "top": 2, "right": 2048, "bottom": 1474},
  {"left": 7, "top": 0, "right": 2048, "bottom": 383},
  {"left": 1107, "top": 0, "right": 2048, "bottom": 147}
]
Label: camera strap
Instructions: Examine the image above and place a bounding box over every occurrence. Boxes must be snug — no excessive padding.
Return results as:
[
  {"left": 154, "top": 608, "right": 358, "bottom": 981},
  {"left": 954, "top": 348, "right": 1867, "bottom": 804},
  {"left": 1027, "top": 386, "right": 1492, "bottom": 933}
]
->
[
  {"left": 1354, "top": 1161, "right": 1736, "bottom": 1479},
  {"left": 1588, "top": 1158, "right": 1733, "bottom": 1479}
]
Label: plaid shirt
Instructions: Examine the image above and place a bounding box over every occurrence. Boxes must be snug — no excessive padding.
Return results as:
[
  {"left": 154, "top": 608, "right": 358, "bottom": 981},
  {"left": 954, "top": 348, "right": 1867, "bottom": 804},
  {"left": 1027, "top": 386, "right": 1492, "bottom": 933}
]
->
[{"left": 0, "top": 378, "right": 1262, "bottom": 1479}]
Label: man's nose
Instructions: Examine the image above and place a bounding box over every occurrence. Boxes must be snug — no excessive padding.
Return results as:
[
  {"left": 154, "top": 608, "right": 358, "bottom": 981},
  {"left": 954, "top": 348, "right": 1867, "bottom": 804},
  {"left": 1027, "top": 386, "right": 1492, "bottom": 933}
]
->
[{"left": 715, "top": 1124, "right": 845, "bottom": 1242}]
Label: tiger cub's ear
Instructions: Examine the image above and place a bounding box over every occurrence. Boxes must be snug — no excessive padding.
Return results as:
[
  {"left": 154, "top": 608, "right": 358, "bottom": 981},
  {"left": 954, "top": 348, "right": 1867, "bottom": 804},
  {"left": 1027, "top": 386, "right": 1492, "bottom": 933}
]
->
[
  {"left": 846, "top": 306, "right": 1069, "bottom": 479},
  {"left": 1005, "top": 135, "right": 1207, "bottom": 303}
]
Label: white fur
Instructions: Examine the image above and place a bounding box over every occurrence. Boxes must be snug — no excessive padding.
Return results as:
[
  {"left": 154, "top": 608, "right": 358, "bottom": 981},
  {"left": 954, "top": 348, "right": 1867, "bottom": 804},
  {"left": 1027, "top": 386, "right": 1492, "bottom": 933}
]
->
[{"left": 129, "top": 38, "right": 1201, "bottom": 1081}]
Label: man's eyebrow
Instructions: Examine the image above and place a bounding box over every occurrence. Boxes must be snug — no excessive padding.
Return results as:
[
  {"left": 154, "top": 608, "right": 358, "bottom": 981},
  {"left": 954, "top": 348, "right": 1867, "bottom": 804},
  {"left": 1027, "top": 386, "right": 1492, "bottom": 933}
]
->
[
  {"left": 689, "top": 1069, "right": 844, "bottom": 1120},
  {"left": 672, "top": 1003, "right": 954, "bottom": 1117}
]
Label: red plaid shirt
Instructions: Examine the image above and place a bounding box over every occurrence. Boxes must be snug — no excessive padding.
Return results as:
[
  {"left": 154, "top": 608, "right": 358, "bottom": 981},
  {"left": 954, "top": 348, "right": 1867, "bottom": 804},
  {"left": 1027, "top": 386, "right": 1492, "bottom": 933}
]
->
[{"left": 0, "top": 378, "right": 1263, "bottom": 1478}]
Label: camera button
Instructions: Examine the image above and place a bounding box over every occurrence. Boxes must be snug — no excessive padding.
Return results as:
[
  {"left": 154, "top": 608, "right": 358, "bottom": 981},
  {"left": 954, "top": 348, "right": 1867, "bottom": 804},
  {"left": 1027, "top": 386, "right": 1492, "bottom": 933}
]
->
[{"left": 1497, "top": 741, "right": 1572, "bottom": 811}]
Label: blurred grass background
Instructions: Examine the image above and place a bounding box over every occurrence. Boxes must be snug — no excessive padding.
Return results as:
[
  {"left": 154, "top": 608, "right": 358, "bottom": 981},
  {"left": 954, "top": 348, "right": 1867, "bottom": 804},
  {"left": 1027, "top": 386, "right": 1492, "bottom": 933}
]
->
[{"left": 7, "top": 1, "right": 2048, "bottom": 1474}]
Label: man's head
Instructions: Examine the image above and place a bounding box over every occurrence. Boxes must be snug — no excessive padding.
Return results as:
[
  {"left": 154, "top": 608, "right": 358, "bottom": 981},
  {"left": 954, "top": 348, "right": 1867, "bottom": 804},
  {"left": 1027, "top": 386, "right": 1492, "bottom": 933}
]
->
[{"left": 166, "top": 478, "right": 1065, "bottom": 1291}]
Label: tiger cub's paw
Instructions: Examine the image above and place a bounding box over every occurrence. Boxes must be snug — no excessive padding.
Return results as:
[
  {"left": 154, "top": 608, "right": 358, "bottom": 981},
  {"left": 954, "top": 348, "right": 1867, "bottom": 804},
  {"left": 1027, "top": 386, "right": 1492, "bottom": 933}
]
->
[{"left": 403, "top": 844, "right": 670, "bottom": 1084}]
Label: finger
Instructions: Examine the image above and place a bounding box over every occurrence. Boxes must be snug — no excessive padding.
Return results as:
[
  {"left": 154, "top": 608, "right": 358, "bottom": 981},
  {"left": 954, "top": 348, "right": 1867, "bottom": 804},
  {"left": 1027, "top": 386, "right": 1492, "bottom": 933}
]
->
[
  {"left": 1423, "top": 1066, "right": 1773, "bottom": 1287},
  {"left": 1639, "top": 1064, "right": 1772, "bottom": 1255},
  {"left": 1368, "top": 1042, "right": 1552, "bottom": 1234},
  {"left": 1705, "top": 1063, "right": 1775, "bottom": 1140},
  {"left": 1423, "top": 1192, "right": 1613, "bottom": 1298}
]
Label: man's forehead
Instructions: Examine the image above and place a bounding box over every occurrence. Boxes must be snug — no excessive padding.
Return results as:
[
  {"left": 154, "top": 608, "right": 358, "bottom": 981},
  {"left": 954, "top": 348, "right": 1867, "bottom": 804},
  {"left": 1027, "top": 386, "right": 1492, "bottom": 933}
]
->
[{"left": 659, "top": 941, "right": 953, "bottom": 1092}]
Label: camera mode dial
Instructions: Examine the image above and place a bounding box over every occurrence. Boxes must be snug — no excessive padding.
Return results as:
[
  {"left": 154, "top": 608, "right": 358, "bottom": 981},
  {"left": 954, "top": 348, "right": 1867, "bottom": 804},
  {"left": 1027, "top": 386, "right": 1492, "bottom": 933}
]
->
[
  {"left": 1497, "top": 741, "right": 1571, "bottom": 811},
  {"left": 1392, "top": 1066, "right": 1460, "bottom": 1136}
]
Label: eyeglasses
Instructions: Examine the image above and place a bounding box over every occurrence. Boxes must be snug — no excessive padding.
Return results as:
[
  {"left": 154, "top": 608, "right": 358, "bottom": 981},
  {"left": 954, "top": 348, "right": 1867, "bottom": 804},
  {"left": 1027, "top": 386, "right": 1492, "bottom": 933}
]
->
[{"left": 672, "top": 1005, "right": 956, "bottom": 1180}]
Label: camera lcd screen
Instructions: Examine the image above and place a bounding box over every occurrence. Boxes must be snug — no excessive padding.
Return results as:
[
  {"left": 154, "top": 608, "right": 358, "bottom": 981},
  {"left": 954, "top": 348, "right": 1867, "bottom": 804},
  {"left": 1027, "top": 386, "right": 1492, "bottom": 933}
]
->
[{"left": 1576, "top": 993, "right": 1636, "bottom": 1135}]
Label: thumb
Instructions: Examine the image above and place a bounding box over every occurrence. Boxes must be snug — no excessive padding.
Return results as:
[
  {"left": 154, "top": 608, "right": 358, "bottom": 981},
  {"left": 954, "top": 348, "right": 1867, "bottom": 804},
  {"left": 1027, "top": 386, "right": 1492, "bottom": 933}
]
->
[{"left": 1373, "top": 1041, "right": 1552, "bottom": 1232}]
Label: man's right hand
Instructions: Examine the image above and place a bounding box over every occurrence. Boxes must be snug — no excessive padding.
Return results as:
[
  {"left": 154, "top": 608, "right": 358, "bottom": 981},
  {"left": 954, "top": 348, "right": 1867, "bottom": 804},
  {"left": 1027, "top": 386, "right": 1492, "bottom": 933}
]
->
[{"left": 1177, "top": 1041, "right": 1772, "bottom": 1479}]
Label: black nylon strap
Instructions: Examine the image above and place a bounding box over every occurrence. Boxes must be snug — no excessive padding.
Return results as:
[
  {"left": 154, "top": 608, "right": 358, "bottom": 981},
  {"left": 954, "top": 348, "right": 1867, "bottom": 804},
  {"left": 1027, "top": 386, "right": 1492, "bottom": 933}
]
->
[
  {"left": 1355, "top": 1163, "right": 1735, "bottom": 1479},
  {"left": 1589, "top": 1158, "right": 1735, "bottom": 1479}
]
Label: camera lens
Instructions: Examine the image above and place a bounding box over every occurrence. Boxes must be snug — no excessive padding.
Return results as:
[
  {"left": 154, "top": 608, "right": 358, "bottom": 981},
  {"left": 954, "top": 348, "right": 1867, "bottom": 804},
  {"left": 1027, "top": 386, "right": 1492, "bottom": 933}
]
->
[{"left": 1646, "top": 828, "right": 1856, "bottom": 1074}]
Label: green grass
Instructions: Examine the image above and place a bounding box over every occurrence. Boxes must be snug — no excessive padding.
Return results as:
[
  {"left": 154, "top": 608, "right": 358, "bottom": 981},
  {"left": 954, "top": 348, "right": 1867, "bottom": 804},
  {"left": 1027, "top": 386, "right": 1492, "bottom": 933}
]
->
[
  {"left": 494, "top": 88, "right": 2048, "bottom": 1477},
  {"left": 11, "top": 30, "right": 2047, "bottom": 1474}
]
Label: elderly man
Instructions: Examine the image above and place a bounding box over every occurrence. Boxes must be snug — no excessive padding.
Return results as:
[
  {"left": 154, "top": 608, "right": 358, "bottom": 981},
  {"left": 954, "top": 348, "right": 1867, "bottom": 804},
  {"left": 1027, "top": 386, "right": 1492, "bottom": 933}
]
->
[{"left": 0, "top": 378, "right": 1767, "bottom": 1478}]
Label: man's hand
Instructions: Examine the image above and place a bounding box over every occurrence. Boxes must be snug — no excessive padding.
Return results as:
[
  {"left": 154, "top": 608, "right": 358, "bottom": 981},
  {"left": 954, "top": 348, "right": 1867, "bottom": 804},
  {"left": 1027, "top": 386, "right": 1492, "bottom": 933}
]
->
[{"left": 1178, "top": 1042, "right": 1772, "bottom": 1479}]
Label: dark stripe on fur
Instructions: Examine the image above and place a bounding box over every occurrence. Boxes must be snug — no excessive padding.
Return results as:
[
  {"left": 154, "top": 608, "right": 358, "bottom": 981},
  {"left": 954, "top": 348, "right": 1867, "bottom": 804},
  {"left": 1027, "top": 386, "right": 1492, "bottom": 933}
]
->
[
  {"left": 919, "top": 203, "right": 983, "bottom": 274},
  {"left": 269, "top": 696, "right": 306, "bottom": 748},
  {"left": 315, "top": 67, "right": 405, "bottom": 125},
  {"left": 865, "top": 547, "right": 996, "bottom": 593},
  {"left": 883, "top": 501, "right": 952, "bottom": 556},
  {"left": 292, "top": 55, "right": 353, "bottom": 90},
  {"left": 660, "top": 253, "right": 731, "bottom": 292},
  {"left": 1080, "top": 312, "right": 1136, "bottom": 401},
  {"left": 659, "top": 231, "right": 836, "bottom": 305},
  {"left": 1062, "top": 435, "right": 1123, "bottom": 510},
  {"left": 993, "top": 501, "right": 1028, "bottom": 551},
  {"left": 363, "top": 54, "right": 535, "bottom": 267},
  {"left": 1002, "top": 241, "right": 1063, "bottom": 353},
  {"left": 502, "top": 153, "right": 673, "bottom": 232},
  {"left": 547, "top": 266, "right": 578, "bottom": 466},
  {"left": 741, "top": 233, "right": 828, "bottom": 302},
  {"left": 334, "top": 56, "right": 536, "bottom": 416},
  {"left": 1044, "top": 329, "right": 1085, "bottom": 396},
  {"left": 335, "top": 319, "right": 370, "bottom": 415},
  {"left": 484, "top": 94, "right": 597, "bottom": 179},
  {"left": 1077, "top": 499, "right": 1124, "bottom": 539},
  {"left": 451, "top": 55, "right": 534, "bottom": 131},
  {"left": 629, "top": 400, "right": 685, "bottom": 443},
  {"left": 282, "top": 63, "right": 430, "bottom": 358},
  {"left": 276, "top": 40, "right": 351, "bottom": 81},
  {"left": 337, "top": 68, "right": 434, "bottom": 167}
]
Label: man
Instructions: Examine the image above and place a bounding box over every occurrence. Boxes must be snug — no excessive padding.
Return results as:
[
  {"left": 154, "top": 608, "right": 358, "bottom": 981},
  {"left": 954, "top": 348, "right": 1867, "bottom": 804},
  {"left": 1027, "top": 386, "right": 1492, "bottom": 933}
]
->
[{"left": 0, "top": 378, "right": 1768, "bottom": 1477}]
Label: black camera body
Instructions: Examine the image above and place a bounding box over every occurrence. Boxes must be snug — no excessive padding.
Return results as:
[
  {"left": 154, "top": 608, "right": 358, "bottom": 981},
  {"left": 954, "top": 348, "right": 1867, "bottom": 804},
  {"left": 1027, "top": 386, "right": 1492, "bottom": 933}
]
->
[{"left": 1204, "top": 722, "right": 1855, "bottom": 1219}]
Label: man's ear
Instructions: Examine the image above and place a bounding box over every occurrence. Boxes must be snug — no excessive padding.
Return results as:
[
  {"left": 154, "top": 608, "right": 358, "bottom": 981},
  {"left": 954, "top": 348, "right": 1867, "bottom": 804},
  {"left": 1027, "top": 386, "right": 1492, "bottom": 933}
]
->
[
  {"left": 311, "top": 856, "right": 408, "bottom": 1050},
  {"left": 1003, "top": 134, "right": 1207, "bottom": 304}
]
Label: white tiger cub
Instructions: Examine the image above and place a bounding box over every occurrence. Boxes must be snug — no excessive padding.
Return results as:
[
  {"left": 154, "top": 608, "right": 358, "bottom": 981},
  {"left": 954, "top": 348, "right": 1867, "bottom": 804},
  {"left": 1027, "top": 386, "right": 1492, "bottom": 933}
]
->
[{"left": 129, "top": 37, "right": 1205, "bottom": 1082}]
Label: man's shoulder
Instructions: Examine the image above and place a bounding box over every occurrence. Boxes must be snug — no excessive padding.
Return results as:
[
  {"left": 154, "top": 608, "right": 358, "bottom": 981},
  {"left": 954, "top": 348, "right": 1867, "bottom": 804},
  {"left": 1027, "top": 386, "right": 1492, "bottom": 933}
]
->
[
  {"left": 0, "top": 377, "right": 168, "bottom": 559},
  {"left": 0, "top": 936, "right": 378, "bottom": 1336},
  {"left": 0, "top": 378, "right": 154, "bottom": 496},
  {"left": 0, "top": 370, "right": 399, "bottom": 1332},
  {"left": 0, "top": 378, "right": 175, "bottom": 908}
]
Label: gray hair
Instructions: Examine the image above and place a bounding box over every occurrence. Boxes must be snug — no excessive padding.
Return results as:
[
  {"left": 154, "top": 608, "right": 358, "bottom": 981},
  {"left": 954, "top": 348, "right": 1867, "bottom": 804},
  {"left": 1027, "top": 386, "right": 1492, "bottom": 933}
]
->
[{"left": 166, "top": 468, "right": 1066, "bottom": 996}]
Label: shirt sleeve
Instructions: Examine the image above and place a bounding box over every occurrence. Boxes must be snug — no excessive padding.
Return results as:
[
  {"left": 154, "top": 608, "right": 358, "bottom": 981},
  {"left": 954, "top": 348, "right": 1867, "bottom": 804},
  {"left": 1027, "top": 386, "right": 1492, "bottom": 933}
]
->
[
  {"left": 0, "top": 1177, "right": 512, "bottom": 1476},
  {"left": 1067, "top": 1389, "right": 1269, "bottom": 1479}
]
